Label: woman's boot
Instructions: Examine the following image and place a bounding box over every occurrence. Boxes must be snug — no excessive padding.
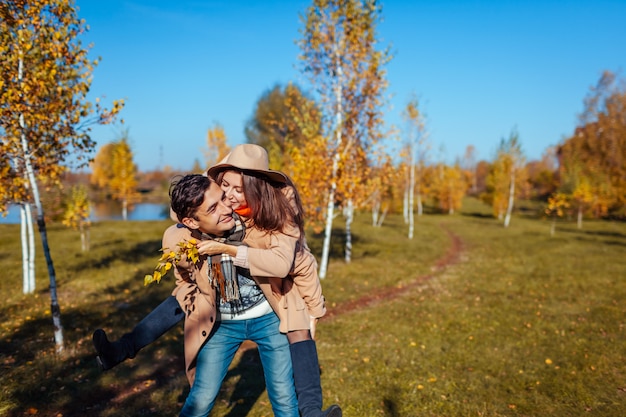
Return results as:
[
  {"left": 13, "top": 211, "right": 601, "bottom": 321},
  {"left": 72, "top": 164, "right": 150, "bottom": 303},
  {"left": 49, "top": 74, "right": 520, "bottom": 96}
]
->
[
  {"left": 289, "top": 339, "right": 342, "bottom": 417},
  {"left": 92, "top": 295, "right": 184, "bottom": 370}
]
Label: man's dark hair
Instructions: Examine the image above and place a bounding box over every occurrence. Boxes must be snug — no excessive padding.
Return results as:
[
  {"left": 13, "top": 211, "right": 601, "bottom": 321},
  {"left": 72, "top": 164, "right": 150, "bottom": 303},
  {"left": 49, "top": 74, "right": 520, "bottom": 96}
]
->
[{"left": 169, "top": 174, "right": 212, "bottom": 222}]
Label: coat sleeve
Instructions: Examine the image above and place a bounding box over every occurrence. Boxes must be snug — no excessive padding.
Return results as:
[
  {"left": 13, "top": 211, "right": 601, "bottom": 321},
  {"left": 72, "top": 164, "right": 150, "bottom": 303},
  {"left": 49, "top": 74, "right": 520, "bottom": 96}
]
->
[
  {"left": 291, "top": 245, "right": 326, "bottom": 319},
  {"left": 244, "top": 225, "right": 299, "bottom": 278},
  {"left": 244, "top": 224, "right": 326, "bottom": 320}
]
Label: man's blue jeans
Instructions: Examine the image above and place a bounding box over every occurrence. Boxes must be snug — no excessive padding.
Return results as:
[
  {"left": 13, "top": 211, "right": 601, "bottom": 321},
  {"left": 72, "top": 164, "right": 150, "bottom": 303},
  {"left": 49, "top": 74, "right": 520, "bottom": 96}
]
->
[{"left": 179, "top": 311, "right": 298, "bottom": 417}]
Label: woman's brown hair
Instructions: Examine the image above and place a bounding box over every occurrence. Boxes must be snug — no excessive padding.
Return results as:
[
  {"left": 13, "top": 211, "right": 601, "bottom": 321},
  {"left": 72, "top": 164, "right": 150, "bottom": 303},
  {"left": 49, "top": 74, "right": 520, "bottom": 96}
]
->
[{"left": 217, "top": 169, "right": 305, "bottom": 247}]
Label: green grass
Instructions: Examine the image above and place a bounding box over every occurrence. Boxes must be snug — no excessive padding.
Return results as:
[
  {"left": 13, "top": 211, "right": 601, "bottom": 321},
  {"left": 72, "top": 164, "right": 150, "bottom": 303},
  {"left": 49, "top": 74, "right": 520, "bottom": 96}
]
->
[{"left": 1, "top": 199, "right": 625, "bottom": 416}]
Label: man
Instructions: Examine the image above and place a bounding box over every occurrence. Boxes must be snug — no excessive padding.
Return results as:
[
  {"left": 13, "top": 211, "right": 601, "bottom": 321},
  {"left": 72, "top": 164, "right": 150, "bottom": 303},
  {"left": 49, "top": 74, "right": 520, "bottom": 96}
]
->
[{"left": 95, "top": 175, "right": 299, "bottom": 417}]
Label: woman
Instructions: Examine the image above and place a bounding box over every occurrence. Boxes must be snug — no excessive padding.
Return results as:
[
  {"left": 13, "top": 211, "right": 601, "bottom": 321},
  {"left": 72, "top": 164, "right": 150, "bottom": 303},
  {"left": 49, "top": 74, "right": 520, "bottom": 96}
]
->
[{"left": 202, "top": 144, "right": 340, "bottom": 417}]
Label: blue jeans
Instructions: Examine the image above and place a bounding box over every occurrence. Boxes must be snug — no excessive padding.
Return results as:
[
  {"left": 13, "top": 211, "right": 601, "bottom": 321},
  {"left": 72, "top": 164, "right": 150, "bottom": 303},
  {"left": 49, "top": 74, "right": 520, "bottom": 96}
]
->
[{"left": 179, "top": 311, "right": 298, "bottom": 417}]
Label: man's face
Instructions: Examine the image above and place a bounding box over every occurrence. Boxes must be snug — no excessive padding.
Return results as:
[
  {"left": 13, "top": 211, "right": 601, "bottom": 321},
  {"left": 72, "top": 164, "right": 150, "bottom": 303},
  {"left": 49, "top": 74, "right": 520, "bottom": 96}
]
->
[{"left": 183, "top": 181, "right": 235, "bottom": 235}]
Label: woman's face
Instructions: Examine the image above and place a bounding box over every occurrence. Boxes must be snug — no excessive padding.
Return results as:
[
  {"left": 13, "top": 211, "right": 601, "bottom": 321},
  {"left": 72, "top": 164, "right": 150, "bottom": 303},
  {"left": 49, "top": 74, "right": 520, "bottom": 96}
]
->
[{"left": 220, "top": 170, "right": 247, "bottom": 210}]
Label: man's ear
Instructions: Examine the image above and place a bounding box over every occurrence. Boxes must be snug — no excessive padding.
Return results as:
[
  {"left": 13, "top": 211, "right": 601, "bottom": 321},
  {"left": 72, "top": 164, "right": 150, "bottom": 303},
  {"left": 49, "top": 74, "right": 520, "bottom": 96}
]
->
[{"left": 182, "top": 217, "right": 200, "bottom": 230}]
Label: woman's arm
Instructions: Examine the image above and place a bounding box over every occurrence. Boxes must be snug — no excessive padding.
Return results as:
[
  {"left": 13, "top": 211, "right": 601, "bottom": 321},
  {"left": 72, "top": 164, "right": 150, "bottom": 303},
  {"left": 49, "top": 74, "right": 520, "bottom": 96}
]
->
[{"left": 196, "top": 240, "right": 238, "bottom": 257}]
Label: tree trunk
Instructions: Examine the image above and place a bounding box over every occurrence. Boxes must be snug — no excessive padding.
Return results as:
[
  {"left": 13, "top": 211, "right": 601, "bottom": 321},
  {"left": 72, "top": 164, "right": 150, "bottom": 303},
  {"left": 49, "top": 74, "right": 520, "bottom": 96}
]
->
[
  {"left": 416, "top": 190, "right": 423, "bottom": 217},
  {"left": 577, "top": 205, "right": 583, "bottom": 229},
  {"left": 377, "top": 207, "right": 388, "bottom": 227},
  {"left": 403, "top": 188, "right": 409, "bottom": 224},
  {"left": 344, "top": 199, "right": 353, "bottom": 263},
  {"left": 503, "top": 170, "right": 516, "bottom": 228},
  {"left": 408, "top": 157, "right": 415, "bottom": 239},
  {"left": 319, "top": 174, "right": 336, "bottom": 279},
  {"left": 20, "top": 204, "right": 34, "bottom": 294},
  {"left": 122, "top": 198, "right": 128, "bottom": 221},
  {"left": 416, "top": 165, "right": 423, "bottom": 217},
  {"left": 372, "top": 197, "right": 379, "bottom": 227},
  {"left": 19, "top": 54, "right": 64, "bottom": 351}
]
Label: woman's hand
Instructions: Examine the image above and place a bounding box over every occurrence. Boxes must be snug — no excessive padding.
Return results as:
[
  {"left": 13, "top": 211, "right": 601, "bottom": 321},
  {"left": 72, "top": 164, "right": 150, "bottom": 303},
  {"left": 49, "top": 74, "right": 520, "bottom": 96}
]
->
[
  {"left": 310, "top": 316, "right": 319, "bottom": 339},
  {"left": 196, "top": 240, "right": 237, "bottom": 257}
]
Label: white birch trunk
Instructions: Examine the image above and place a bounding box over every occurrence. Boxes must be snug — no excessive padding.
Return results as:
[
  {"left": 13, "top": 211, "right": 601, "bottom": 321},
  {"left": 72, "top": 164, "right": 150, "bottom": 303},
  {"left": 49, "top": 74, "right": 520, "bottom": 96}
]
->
[
  {"left": 20, "top": 205, "right": 31, "bottom": 294},
  {"left": 503, "top": 169, "right": 516, "bottom": 228},
  {"left": 408, "top": 151, "right": 415, "bottom": 239},
  {"left": 344, "top": 199, "right": 353, "bottom": 263},
  {"left": 122, "top": 199, "right": 128, "bottom": 221},
  {"left": 319, "top": 170, "right": 337, "bottom": 279},
  {"left": 403, "top": 188, "right": 409, "bottom": 224},
  {"left": 577, "top": 205, "right": 583, "bottom": 229},
  {"left": 372, "top": 197, "right": 379, "bottom": 226},
  {"left": 26, "top": 203, "right": 35, "bottom": 291},
  {"left": 416, "top": 190, "right": 423, "bottom": 216},
  {"left": 377, "top": 207, "right": 388, "bottom": 227}
]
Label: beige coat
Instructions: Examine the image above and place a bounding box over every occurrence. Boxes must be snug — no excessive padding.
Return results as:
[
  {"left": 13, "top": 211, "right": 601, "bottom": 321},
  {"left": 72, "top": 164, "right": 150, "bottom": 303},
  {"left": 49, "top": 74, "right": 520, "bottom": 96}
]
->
[
  {"left": 243, "top": 218, "right": 326, "bottom": 325},
  {"left": 165, "top": 222, "right": 319, "bottom": 385}
]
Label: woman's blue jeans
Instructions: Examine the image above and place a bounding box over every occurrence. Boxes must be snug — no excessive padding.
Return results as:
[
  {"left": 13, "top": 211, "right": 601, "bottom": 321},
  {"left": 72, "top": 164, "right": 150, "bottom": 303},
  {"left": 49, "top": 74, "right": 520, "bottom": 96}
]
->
[{"left": 179, "top": 311, "right": 298, "bottom": 417}]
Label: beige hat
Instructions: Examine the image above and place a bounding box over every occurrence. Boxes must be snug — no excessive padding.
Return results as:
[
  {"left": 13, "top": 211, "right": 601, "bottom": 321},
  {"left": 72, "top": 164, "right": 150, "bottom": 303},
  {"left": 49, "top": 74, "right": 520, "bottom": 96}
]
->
[{"left": 207, "top": 144, "right": 288, "bottom": 184}]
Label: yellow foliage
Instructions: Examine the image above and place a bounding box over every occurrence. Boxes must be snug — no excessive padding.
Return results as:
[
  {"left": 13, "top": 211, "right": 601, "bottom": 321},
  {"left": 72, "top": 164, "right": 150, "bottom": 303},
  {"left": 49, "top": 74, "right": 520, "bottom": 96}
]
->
[
  {"left": 62, "top": 185, "right": 91, "bottom": 230},
  {"left": 205, "top": 123, "right": 230, "bottom": 169},
  {"left": 545, "top": 193, "right": 570, "bottom": 218},
  {"left": 430, "top": 164, "right": 468, "bottom": 214},
  {"left": 144, "top": 239, "right": 200, "bottom": 286}
]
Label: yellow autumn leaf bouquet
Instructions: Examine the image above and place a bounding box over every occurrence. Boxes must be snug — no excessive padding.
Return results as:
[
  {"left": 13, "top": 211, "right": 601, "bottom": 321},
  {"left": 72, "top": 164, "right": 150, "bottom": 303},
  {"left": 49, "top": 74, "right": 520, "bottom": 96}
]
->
[{"left": 144, "top": 239, "right": 201, "bottom": 285}]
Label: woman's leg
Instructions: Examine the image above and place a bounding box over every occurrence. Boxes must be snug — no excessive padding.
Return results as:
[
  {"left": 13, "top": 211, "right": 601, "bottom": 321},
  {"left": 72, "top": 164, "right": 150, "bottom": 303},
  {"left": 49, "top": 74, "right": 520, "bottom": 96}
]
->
[
  {"left": 287, "top": 330, "right": 342, "bottom": 417},
  {"left": 93, "top": 295, "right": 184, "bottom": 370},
  {"left": 179, "top": 321, "right": 243, "bottom": 417},
  {"left": 251, "top": 313, "right": 299, "bottom": 417}
]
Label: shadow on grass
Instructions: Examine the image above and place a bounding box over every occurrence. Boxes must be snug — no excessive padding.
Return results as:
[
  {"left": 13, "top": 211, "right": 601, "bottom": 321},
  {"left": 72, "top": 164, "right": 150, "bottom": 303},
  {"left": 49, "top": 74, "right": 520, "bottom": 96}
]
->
[
  {"left": 308, "top": 227, "right": 366, "bottom": 260},
  {"left": 223, "top": 347, "right": 265, "bottom": 417},
  {"left": 1, "top": 294, "right": 269, "bottom": 416},
  {"left": 461, "top": 211, "right": 493, "bottom": 219},
  {"left": 552, "top": 226, "right": 626, "bottom": 248},
  {"left": 71, "top": 238, "right": 164, "bottom": 272},
  {"left": 557, "top": 226, "right": 626, "bottom": 240}
]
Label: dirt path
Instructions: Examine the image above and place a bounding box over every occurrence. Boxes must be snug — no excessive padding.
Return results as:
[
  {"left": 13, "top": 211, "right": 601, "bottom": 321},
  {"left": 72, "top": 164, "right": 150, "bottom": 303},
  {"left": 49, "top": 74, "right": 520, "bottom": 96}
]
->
[{"left": 323, "top": 225, "right": 464, "bottom": 320}]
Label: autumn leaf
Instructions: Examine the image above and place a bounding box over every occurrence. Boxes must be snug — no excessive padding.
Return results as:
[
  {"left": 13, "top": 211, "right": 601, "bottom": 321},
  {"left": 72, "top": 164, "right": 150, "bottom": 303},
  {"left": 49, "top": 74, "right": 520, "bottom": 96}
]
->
[{"left": 144, "top": 239, "right": 201, "bottom": 286}]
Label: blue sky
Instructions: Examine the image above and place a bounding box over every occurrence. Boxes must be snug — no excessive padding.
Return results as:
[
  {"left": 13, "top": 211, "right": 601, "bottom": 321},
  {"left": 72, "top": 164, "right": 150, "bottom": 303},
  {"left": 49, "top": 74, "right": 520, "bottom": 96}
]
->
[{"left": 76, "top": 0, "right": 626, "bottom": 172}]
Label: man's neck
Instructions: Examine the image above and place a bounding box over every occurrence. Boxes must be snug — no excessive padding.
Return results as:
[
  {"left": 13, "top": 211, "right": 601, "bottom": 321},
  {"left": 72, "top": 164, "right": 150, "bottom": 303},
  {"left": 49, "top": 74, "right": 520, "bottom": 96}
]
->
[{"left": 190, "top": 228, "right": 227, "bottom": 240}]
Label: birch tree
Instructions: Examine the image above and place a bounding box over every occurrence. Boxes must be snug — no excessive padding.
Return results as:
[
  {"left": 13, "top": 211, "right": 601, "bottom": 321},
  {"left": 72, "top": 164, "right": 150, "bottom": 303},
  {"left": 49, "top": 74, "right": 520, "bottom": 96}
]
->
[
  {"left": 0, "top": 0, "right": 123, "bottom": 352},
  {"left": 299, "top": 0, "right": 390, "bottom": 275},
  {"left": 499, "top": 129, "right": 526, "bottom": 228},
  {"left": 62, "top": 184, "right": 91, "bottom": 251},
  {"left": 430, "top": 162, "right": 467, "bottom": 214},
  {"left": 402, "top": 98, "right": 429, "bottom": 239}
]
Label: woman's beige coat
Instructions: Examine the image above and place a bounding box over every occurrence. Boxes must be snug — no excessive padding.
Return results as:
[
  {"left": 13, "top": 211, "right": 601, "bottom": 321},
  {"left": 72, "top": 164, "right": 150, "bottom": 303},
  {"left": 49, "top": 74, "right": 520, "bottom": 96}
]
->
[{"left": 165, "top": 220, "right": 320, "bottom": 385}]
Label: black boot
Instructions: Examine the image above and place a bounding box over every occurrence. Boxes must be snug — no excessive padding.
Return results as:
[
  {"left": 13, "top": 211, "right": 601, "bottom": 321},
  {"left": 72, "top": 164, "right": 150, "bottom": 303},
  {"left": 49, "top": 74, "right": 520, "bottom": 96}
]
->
[
  {"left": 93, "top": 328, "right": 133, "bottom": 370},
  {"left": 93, "top": 295, "right": 184, "bottom": 371},
  {"left": 290, "top": 340, "right": 342, "bottom": 417}
]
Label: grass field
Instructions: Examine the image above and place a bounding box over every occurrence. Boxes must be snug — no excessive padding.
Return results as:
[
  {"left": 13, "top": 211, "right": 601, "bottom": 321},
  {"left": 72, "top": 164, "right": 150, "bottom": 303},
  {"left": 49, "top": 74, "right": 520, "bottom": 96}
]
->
[{"left": 1, "top": 198, "right": 625, "bottom": 416}]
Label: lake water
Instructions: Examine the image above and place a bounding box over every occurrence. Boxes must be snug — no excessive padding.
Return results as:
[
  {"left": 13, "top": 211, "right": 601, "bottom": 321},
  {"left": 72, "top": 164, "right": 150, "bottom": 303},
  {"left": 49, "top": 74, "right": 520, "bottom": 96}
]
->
[{"left": 0, "top": 202, "right": 170, "bottom": 224}]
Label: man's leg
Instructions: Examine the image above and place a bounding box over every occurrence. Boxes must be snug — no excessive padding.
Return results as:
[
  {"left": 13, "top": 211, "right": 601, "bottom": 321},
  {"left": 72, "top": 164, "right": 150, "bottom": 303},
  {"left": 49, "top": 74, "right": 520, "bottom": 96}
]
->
[
  {"left": 179, "top": 321, "right": 243, "bottom": 417},
  {"left": 251, "top": 312, "right": 299, "bottom": 417},
  {"left": 93, "top": 295, "right": 184, "bottom": 370}
]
